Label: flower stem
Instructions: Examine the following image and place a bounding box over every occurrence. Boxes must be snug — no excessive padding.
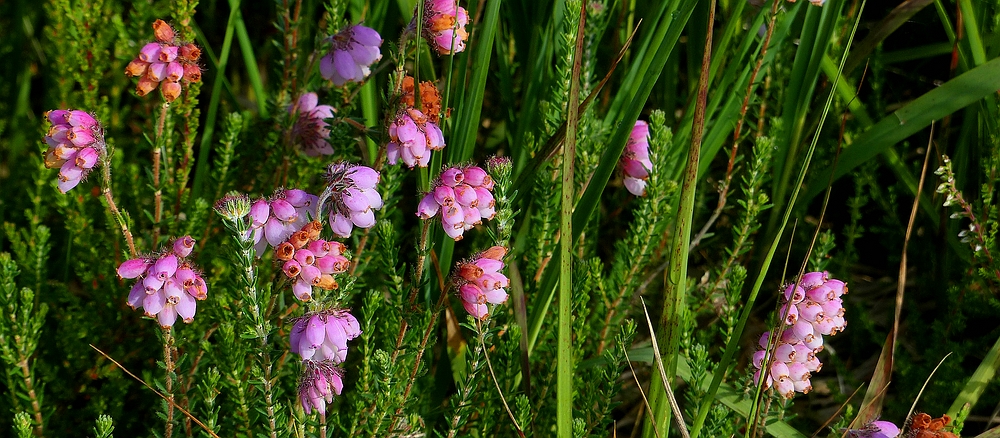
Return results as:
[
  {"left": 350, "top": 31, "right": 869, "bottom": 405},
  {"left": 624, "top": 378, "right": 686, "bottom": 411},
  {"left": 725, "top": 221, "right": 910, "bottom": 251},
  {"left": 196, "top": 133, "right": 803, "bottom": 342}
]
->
[
  {"left": 152, "top": 103, "right": 168, "bottom": 245},
  {"left": 162, "top": 327, "right": 177, "bottom": 438},
  {"left": 99, "top": 148, "right": 137, "bottom": 257}
]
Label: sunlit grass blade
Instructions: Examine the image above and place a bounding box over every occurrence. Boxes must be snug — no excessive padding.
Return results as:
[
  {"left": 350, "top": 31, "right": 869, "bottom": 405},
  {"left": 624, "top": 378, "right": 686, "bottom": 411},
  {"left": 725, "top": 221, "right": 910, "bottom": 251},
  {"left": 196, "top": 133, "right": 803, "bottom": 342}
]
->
[
  {"left": 947, "top": 334, "right": 1000, "bottom": 418},
  {"left": 802, "top": 57, "right": 1000, "bottom": 203},
  {"left": 233, "top": 8, "right": 267, "bottom": 117}
]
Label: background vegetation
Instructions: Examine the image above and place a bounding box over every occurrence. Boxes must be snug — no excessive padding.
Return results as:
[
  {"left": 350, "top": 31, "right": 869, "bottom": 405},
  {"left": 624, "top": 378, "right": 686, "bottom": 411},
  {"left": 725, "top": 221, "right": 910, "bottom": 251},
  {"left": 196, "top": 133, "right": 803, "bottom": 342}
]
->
[{"left": 0, "top": 0, "right": 998, "bottom": 436}]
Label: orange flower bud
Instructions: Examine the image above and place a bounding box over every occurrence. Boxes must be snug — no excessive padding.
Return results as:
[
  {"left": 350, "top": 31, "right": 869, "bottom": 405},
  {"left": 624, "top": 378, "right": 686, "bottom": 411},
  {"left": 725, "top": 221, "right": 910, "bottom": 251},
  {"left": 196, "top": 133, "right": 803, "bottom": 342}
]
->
[
  {"left": 152, "top": 19, "right": 176, "bottom": 43},
  {"left": 161, "top": 80, "right": 181, "bottom": 102}
]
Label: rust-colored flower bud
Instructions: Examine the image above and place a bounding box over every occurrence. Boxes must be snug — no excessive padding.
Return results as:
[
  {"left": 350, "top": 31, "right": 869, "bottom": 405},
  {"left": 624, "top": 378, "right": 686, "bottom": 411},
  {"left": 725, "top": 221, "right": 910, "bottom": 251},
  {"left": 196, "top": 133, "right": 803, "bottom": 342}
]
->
[
  {"left": 161, "top": 80, "right": 181, "bottom": 102},
  {"left": 304, "top": 220, "right": 323, "bottom": 240},
  {"left": 136, "top": 76, "right": 158, "bottom": 96},
  {"left": 288, "top": 230, "right": 310, "bottom": 249},
  {"left": 481, "top": 246, "right": 507, "bottom": 260},
  {"left": 152, "top": 19, "right": 175, "bottom": 43},
  {"left": 316, "top": 274, "right": 338, "bottom": 290},
  {"left": 458, "top": 263, "right": 483, "bottom": 282},
  {"left": 275, "top": 242, "right": 296, "bottom": 261},
  {"left": 178, "top": 43, "right": 201, "bottom": 62},
  {"left": 125, "top": 59, "right": 149, "bottom": 77},
  {"left": 402, "top": 76, "right": 444, "bottom": 123},
  {"left": 182, "top": 64, "right": 202, "bottom": 83}
]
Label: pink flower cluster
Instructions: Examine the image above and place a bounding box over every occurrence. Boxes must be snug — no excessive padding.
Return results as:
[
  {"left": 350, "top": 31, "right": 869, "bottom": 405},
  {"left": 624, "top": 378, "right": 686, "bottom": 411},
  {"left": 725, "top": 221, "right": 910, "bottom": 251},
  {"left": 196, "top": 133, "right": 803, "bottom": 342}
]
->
[
  {"left": 248, "top": 189, "right": 319, "bottom": 256},
  {"left": 752, "top": 271, "right": 848, "bottom": 398},
  {"left": 321, "top": 24, "right": 382, "bottom": 86},
  {"left": 323, "top": 163, "right": 383, "bottom": 238},
  {"left": 454, "top": 246, "right": 509, "bottom": 319},
  {"left": 43, "top": 110, "right": 105, "bottom": 193},
  {"left": 274, "top": 220, "right": 350, "bottom": 301},
  {"left": 289, "top": 310, "right": 361, "bottom": 362},
  {"left": 416, "top": 165, "right": 496, "bottom": 240},
  {"left": 118, "top": 236, "right": 208, "bottom": 328},
  {"left": 386, "top": 108, "right": 446, "bottom": 168},
  {"left": 291, "top": 310, "right": 361, "bottom": 415},
  {"left": 298, "top": 360, "right": 345, "bottom": 416},
  {"left": 289, "top": 92, "right": 336, "bottom": 157},
  {"left": 419, "top": 0, "right": 470, "bottom": 55},
  {"left": 124, "top": 20, "right": 202, "bottom": 102},
  {"left": 620, "top": 120, "right": 652, "bottom": 196},
  {"left": 847, "top": 420, "right": 900, "bottom": 438}
]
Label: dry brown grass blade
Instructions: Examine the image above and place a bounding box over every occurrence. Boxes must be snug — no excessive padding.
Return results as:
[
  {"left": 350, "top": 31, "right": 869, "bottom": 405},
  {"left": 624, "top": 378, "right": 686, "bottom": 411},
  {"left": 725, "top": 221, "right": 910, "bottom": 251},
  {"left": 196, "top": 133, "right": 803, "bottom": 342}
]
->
[
  {"left": 90, "top": 344, "right": 221, "bottom": 438},
  {"left": 640, "top": 297, "right": 690, "bottom": 438},
  {"left": 624, "top": 349, "right": 662, "bottom": 438},
  {"left": 848, "top": 123, "right": 935, "bottom": 430},
  {"left": 906, "top": 352, "right": 953, "bottom": 422}
]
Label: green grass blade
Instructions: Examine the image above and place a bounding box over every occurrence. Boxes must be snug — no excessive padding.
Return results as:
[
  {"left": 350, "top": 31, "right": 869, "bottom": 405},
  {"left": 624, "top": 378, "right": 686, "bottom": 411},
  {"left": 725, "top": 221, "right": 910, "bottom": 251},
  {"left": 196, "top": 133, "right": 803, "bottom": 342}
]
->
[
  {"left": 802, "top": 56, "right": 1000, "bottom": 202},
  {"left": 447, "top": 0, "right": 502, "bottom": 163},
  {"left": 557, "top": 4, "right": 585, "bottom": 435},
  {"left": 233, "top": 8, "right": 268, "bottom": 117},
  {"left": 191, "top": 0, "right": 240, "bottom": 203},
  {"left": 645, "top": 1, "right": 715, "bottom": 436},
  {"left": 947, "top": 333, "right": 1000, "bottom": 418},
  {"left": 525, "top": 0, "right": 699, "bottom": 356}
]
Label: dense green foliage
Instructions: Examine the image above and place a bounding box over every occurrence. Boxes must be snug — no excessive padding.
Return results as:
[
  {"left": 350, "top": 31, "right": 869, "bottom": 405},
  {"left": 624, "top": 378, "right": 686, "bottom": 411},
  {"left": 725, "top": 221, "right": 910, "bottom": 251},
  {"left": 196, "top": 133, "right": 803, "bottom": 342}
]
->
[{"left": 0, "top": 0, "right": 999, "bottom": 437}]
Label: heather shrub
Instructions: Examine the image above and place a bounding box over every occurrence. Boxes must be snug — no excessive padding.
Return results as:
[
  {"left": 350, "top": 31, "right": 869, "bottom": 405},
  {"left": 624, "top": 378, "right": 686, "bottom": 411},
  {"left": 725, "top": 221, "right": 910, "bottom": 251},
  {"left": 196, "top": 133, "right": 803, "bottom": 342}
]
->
[{"left": 1, "top": 0, "right": 999, "bottom": 437}]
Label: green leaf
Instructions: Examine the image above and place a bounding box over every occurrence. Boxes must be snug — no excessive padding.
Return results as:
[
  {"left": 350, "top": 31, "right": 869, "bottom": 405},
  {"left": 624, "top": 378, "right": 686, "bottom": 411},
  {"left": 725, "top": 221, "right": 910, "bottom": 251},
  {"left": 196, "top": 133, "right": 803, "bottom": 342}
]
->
[{"left": 803, "top": 57, "right": 1000, "bottom": 203}]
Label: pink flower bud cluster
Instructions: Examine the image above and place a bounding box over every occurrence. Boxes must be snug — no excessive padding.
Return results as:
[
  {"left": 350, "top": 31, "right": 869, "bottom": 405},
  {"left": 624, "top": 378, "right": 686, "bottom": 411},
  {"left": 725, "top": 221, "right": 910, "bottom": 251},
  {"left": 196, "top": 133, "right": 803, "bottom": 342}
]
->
[
  {"left": 291, "top": 310, "right": 361, "bottom": 415},
  {"left": 320, "top": 24, "right": 382, "bottom": 86},
  {"left": 751, "top": 271, "right": 848, "bottom": 398},
  {"left": 386, "top": 108, "right": 446, "bottom": 168},
  {"left": 323, "top": 163, "right": 383, "bottom": 238},
  {"left": 453, "top": 246, "right": 509, "bottom": 319},
  {"left": 43, "top": 110, "right": 105, "bottom": 193},
  {"left": 620, "top": 120, "right": 653, "bottom": 196},
  {"left": 124, "top": 20, "right": 202, "bottom": 102},
  {"left": 289, "top": 310, "right": 361, "bottom": 362},
  {"left": 298, "top": 360, "right": 345, "bottom": 416},
  {"left": 288, "top": 92, "right": 336, "bottom": 157},
  {"left": 416, "top": 165, "right": 496, "bottom": 241},
  {"left": 118, "top": 236, "right": 208, "bottom": 328},
  {"left": 418, "top": 0, "right": 470, "bottom": 55},
  {"left": 274, "top": 221, "right": 350, "bottom": 301},
  {"left": 247, "top": 189, "right": 319, "bottom": 256}
]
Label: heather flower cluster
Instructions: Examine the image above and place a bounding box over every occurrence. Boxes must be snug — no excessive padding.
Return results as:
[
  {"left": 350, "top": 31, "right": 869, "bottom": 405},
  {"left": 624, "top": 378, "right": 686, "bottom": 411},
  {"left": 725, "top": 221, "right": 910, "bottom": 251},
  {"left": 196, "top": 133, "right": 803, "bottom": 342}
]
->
[
  {"left": 417, "top": 0, "right": 470, "bottom": 55},
  {"left": 321, "top": 162, "right": 383, "bottom": 238},
  {"left": 275, "top": 220, "right": 350, "bottom": 301},
  {"left": 247, "top": 189, "right": 319, "bottom": 256},
  {"left": 288, "top": 92, "right": 336, "bottom": 156},
  {"left": 386, "top": 108, "right": 446, "bottom": 168},
  {"left": 290, "top": 310, "right": 361, "bottom": 363},
  {"left": 321, "top": 24, "right": 383, "bottom": 86},
  {"left": 620, "top": 120, "right": 652, "bottom": 196},
  {"left": 453, "top": 246, "right": 509, "bottom": 319},
  {"left": 125, "top": 20, "right": 202, "bottom": 102},
  {"left": 751, "top": 271, "right": 848, "bottom": 398},
  {"left": 847, "top": 420, "right": 900, "bottom": 438},
  {"left": 401, "top": 76, "right": 445, "bottom": 123},
  {"left": 416, "top": 165, "right": 497, "bottom": 240},
  {"left": 118, "top": 236, "right": 208, "bottom": 328},
  {"left": 290, "top": 310, "right": 361, "bottom": 414},
  {"left": 43, "top": 110, "right": 105, "bottom": 193}
]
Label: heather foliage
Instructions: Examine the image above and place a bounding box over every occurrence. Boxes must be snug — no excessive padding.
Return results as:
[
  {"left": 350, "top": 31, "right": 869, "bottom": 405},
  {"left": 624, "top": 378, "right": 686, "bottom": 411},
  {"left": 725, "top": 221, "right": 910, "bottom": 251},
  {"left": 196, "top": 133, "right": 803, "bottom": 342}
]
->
[{"left": 1, "top": 0, "right": 1000, "bottom": 437}]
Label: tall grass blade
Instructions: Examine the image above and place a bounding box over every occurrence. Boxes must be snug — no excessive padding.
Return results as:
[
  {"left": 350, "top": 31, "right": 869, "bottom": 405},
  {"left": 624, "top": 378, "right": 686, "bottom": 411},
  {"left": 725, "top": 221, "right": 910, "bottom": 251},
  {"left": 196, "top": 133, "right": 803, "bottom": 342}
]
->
[
  {"left": 947, "top": 334, "right": 1000, "bottom": 418},
  {"left": 556, "top": 3, "right": 585, "bottom": 435},
  {"left": 803, "top": 57, "right": 1000, "bottom": 203}
]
